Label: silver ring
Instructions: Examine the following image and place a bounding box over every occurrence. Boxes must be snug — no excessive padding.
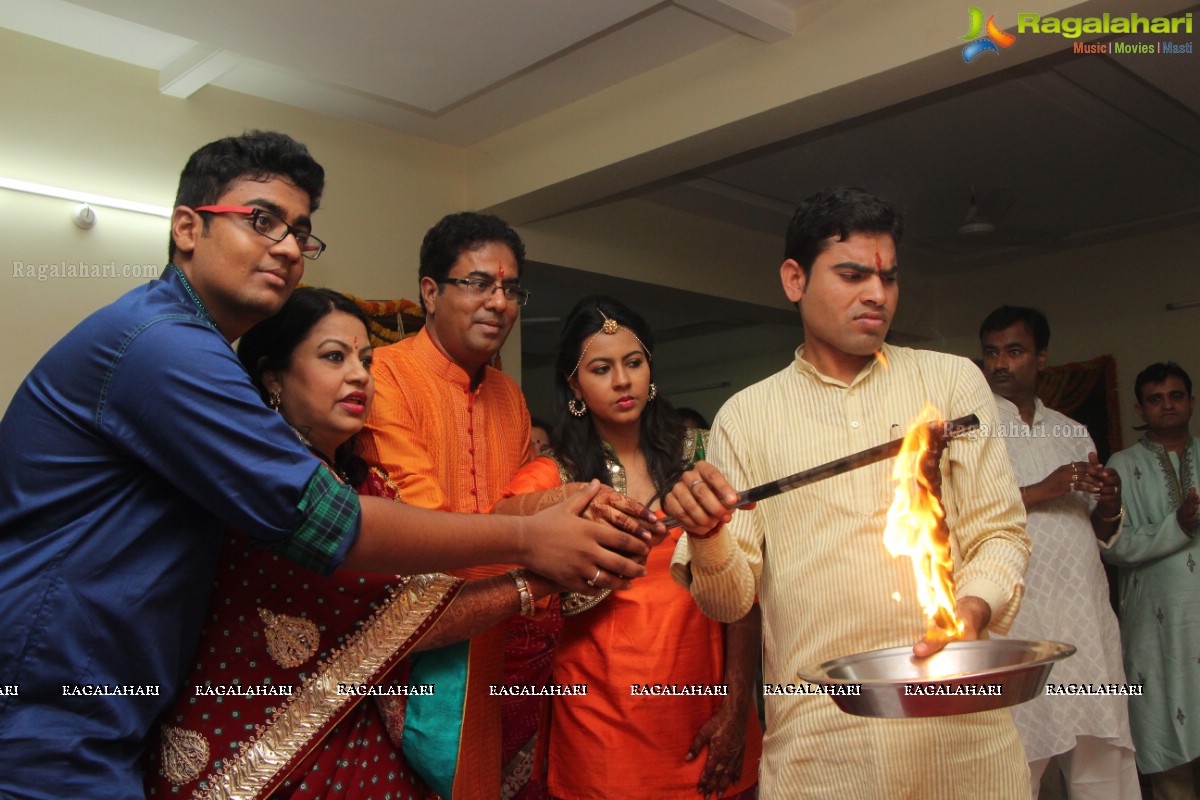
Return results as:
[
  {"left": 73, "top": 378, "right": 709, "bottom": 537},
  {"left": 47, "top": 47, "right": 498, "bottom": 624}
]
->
[
  {"left": 689, "top": 479, "right": 704, "bottom": 491},
  {"left": 586, "top": 568, "right": 601, "bottom": 587}
]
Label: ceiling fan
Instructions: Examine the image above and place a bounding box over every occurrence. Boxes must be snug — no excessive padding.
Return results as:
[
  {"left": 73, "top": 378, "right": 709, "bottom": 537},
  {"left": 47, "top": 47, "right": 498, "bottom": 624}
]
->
[
  {"left": 913, "top": 186, "right": 1058, "bottom": 259},
  {"left": 956, "top": 186, "right": 1010, "bottom": 236}
]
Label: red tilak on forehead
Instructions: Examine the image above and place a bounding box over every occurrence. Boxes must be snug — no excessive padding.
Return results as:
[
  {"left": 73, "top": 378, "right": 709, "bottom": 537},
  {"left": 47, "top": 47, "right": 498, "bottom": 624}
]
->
[
  {"left": 498, "top": 264, "right": 505, "bottom": 282},
  {"left": 875, "top": 251, "right": 882, "bottom": 268}
]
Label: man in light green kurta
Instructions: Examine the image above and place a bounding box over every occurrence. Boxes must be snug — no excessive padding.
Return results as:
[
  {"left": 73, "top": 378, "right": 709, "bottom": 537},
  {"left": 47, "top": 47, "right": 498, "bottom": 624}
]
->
[
  {"left": 667, "top": 188, "right": 1032, "bottom": 799},
  {"left": 1102, "top": 361, "right": 1200, "bottom": 798}
]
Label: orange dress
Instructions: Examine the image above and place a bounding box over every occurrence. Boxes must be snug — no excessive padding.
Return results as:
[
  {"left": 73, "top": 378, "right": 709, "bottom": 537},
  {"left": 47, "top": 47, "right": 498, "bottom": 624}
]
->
[{"left": 503, "top": 452, "right": 763, "bottom": 800}]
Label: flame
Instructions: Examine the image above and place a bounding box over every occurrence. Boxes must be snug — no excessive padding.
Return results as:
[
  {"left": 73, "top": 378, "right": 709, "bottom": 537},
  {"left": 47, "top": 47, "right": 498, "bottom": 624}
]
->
[
  {"left": 882, "top": 403, "right": 964, "bottom": 646},
  {"left": 874, "top": 350, "right": 889, "bottom": 370}
]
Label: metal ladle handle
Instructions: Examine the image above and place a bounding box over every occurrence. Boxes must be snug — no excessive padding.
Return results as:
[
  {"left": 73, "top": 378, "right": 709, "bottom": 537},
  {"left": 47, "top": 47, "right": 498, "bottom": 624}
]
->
[{"left": 660, "top": 413, "right": 980, "bottom": 529}]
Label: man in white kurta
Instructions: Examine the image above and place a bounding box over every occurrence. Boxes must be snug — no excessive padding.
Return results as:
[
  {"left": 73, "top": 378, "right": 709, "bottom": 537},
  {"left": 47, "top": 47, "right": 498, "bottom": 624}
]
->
[
  {"left": 1102, "top": 362, "right": 1200, "bottom": 799},
  {"left": 668, "top": 189, "right": 1032, "bottom": 799},
  {"left": 992, "top": 396, "right": 1139, "bottom": 791},
  {"left": 980, "top": 306, "right": 1137, "bottom": 798}
]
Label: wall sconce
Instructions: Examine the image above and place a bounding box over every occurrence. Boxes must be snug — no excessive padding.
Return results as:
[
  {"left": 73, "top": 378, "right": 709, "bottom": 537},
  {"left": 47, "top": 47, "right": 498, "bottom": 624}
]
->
[
  {"left": 72, "top": 203, "right": 97, "bottom": 230},
  {"left": 0, "top": 176, "right": 172, "bottom": 218}
]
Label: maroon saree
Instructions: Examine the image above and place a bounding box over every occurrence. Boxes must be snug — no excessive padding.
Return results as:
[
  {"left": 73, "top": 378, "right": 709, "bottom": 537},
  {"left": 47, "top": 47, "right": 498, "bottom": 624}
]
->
[{"left": 144, "top": 468, "right": 462, "bottom": 800}]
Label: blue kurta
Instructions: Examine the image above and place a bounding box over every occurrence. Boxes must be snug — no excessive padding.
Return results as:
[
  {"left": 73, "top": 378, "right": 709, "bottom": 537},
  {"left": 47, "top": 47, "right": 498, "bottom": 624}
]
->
[
  {"left": 1103, "top": 435, "right": 1200, "bottom": 773},
  {"left": 0, "top": 267, "right": 358, "bottom": 800}
]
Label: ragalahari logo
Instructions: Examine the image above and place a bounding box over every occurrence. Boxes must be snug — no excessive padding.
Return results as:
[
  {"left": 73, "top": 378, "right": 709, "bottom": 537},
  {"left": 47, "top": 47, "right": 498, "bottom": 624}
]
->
[{"left": 961, "top": 7, "right": 1017, "bottom": 62}]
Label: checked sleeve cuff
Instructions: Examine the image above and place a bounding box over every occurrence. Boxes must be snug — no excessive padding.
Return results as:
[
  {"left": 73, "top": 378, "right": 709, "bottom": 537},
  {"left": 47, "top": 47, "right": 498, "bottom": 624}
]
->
[{"left": 273, "top": 466, "right": 361, "bottom": 576}]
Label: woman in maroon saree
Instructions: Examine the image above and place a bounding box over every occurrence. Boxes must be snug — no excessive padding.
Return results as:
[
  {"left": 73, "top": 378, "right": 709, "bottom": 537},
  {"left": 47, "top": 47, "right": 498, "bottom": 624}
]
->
[{"left": 144, "top": 288, "right": 561, "bottom": 799}]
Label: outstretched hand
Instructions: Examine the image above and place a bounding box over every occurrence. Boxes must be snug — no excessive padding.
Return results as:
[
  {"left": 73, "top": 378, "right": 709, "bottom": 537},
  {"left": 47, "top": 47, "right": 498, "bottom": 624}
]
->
[
  {"left": 520, "top": 481, "right": 649, "bottom": 594},
  {"left": 567, "top": 482, "right": 667, "bottom": 547},
  {"left": 920, "top": 420, "right": 948, "bottom": 497},
  {"left": 663, "top": 462, "right": 753, "bottom": 537}
]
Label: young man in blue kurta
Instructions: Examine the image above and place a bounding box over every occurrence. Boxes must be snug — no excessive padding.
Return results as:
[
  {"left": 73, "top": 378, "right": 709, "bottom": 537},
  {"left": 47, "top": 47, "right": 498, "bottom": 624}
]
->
[{"left": 0, "top": 131, "right": 647, "bottom": 800}]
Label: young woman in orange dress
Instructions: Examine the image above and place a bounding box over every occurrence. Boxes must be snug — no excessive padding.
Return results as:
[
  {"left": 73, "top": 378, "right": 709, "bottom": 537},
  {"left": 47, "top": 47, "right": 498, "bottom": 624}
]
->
[{"left": 496, "top": 296, "right": 762, "bottom": 800}]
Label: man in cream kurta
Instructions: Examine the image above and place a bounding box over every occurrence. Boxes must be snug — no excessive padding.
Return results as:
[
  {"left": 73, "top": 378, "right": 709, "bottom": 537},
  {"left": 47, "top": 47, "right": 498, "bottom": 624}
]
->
[{"left": 668, "top": 188, "right": 1032, "bottom": 799}]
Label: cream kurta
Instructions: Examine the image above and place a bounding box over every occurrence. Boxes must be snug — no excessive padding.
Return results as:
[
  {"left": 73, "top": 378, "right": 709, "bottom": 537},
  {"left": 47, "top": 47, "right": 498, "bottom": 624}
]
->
[
  {"left": 991, "top": 396, "right": 1134, "bottom": 762},
  {"left": 674, "top": 344, "right": 1032, "bottom": 799}
]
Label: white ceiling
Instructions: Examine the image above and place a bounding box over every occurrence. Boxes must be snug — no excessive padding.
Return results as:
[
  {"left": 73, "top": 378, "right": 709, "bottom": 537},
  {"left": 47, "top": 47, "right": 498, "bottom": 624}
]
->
[
  {"left": 652, "top": 48, "right": 1200, "bottom": 274},
  {"left": 3, "top": 0, "right": 1198, "bottom": 401},
  {"left": 0, "top": 0, "right": 817, "bottom": 145},
  {"left": 4, "top": 0, "right": 1194, "bottom": 271}
]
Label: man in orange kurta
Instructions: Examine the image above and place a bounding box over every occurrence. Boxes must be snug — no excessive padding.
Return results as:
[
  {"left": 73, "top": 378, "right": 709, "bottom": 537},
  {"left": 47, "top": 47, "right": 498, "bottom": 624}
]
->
[
  {"left": 360, "top": 212, "right": 533, "bottom": 798},
  {"left": 362, "top": 315, "right": 530, "bottom": 514}
]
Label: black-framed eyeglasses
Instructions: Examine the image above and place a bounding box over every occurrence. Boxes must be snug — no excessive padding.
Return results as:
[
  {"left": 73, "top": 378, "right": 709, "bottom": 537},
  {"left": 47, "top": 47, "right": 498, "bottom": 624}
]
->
[
  {"left": 438, "top": 277, "right": 531, "bottom": 307},
  {"left": 194, "top": 205, "right": 327, "bottom": 260}
]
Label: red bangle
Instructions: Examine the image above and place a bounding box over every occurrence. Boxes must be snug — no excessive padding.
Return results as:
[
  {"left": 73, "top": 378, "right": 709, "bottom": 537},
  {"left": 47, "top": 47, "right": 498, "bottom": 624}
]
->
[{"left": 689, "top": 523, "right": 724, "bottom": 540}]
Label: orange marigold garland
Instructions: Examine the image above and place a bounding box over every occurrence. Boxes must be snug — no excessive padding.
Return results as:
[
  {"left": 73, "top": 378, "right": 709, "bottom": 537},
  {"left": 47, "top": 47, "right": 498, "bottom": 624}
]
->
[{"left": 298, "top": 284, "right": 425, "bottom": 348}]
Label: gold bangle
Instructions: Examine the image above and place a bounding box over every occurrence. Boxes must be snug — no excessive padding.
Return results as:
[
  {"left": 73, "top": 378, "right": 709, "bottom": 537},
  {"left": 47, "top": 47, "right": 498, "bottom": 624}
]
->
[
  {"left": 1099, "top": 505, "right": 1124, "bottom": 524},
  {"left": 508, "top": 568, "right": 535, "bottom": 617}
]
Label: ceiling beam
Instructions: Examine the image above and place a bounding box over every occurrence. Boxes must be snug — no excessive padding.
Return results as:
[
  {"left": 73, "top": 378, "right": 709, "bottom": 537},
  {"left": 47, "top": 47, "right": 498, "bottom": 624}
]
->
[
  {"left": 159, "top": 44, "right": 240, "bottom": 98},
  {"left": 467, "top": 0, "right": 1193, "bottom": 226},
  {"left": 674, "top": 0, "right": 795, "bottom": 42}
]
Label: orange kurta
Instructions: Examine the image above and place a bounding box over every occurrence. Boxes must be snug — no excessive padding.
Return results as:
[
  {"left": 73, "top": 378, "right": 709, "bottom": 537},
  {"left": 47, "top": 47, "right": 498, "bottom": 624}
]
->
[
  {"left": 360, "top": 327, "right": 532, "bottom": 799},
  {"left": 361, "top": 327, "right": 530, "bottom": 516},
  {"left": 505, "top": 458, "right": 763, "bottom": 800}
]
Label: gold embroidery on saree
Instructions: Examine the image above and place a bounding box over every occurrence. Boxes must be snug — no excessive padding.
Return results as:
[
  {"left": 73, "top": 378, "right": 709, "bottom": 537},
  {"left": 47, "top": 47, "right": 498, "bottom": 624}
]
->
[
  {"left": 196, "top": 573, "right": 462, "bottom": 800},
  {"left": 500, "top": 736, "right": 536, "bottom": 800},
  {"left": 161, "top": 726, "right": 210, "bottom": 785},
  {"left": 258, "top": 608, "right": 320, "bottom": 669},
  {"left": 560, "top": 589, "right": 608, "bottom": 616},
  {"left": 368, "top": 465, "right": 403, "bottom": 500}
]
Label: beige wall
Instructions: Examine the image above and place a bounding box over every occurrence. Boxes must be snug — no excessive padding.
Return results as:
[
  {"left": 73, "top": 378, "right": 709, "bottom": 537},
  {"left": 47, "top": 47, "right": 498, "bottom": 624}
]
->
[
  {"left": 0, "top": 28, "right": 464, "bottom": 410},
  {"left": 0, "top": 27, "right": 793, "bottom": 415},
  {"left": 523, "top": 219, "right": 1200, "bottom": 438},
  {"left": 4, "top": 21, "right": 1198, "bottom": 447},
  {"left": 925, "top": 223, "right": 1200, "bottom": 449},
  {"left": 522, "top": 198, "right": 782, "bottom": 306},
  {"left": 465, "top": 0, "right": 1131, "bottom": 222}
]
